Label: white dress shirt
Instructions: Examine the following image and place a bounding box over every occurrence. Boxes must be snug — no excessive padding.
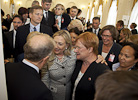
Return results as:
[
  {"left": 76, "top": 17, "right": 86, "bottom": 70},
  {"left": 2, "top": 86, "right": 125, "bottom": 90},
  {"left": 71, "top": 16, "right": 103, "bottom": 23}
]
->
[
  {"left": 30, "top": 23, "right": 40, "bottom": 32},
  {"left": 22, "top": 59, "right": 39, "bottom": 73},
  {"left": 13, "top": 29, "right": 16, "bottom": 48}
]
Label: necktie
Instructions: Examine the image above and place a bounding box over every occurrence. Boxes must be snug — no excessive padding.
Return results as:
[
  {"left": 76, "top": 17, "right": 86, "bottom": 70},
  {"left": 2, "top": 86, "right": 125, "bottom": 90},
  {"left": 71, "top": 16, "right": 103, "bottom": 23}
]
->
[
  {"left": 34, "top": 27, "right": 37, "bottom": 31},
  {"left": 94, "top": 29, "right": 97, "bottom": 34},
  {"left": 45, "top": 12, "right": 48, "bottom": 20}
]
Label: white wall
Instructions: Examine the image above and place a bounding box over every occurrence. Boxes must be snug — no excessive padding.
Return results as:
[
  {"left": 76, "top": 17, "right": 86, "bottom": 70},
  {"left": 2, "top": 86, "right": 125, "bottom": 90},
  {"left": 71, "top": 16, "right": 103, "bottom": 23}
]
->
[{"left": 0, "top": 2, "right": 8, "bottom": 100}]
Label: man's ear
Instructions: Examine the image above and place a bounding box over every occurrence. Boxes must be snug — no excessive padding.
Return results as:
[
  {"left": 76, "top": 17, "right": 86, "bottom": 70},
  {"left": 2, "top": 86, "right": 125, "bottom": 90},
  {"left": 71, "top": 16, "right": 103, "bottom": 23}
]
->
[
  {"left": 39, "top": 56, "right": 49, "bottom": 69},
  {"left": 29, "top": 13, "right": 32, "bottom": 19},
  {"left": 43, "top": 56, "right": 49, "bottom": 63},
  {"left": 41, "top": 2, "right": 43, "bottom": 6}
]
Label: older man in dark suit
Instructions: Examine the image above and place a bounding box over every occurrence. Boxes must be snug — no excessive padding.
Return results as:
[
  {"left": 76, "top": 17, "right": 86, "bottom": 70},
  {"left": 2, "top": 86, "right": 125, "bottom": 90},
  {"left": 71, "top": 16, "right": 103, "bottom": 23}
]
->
[
  {"left": 5, "top": 33, "right": 55, "bottom": 100},
  {"left": 15, "top": 6, "right": 53, "bottom": 61}
]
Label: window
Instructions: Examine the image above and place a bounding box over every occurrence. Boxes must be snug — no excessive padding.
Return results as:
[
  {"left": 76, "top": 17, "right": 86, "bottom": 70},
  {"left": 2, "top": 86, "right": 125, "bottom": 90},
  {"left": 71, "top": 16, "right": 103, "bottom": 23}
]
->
[{"left": 128, "top": 1, "right": 138, "bottom": 31}]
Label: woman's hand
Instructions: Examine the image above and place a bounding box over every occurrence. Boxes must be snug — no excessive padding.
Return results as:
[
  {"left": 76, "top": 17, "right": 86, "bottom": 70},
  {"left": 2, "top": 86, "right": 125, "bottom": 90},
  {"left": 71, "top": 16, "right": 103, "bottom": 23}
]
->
[
  {"left": 96, "top": 55, "right": 108, "bottom": 65},
  {"left": 54, "top": 19, "right": 60, "bottom": 30}
]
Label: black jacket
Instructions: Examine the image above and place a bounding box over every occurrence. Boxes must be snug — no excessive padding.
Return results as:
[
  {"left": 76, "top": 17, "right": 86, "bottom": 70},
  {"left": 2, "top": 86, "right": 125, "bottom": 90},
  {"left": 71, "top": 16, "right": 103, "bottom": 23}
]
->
[{"left": 5, "top": 62, "right": 53, "bottom": 100}]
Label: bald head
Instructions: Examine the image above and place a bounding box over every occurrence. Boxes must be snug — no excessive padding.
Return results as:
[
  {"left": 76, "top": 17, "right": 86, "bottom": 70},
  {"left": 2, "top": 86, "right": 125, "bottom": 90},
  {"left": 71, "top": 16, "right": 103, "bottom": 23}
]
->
[{"left": 24, "top": 34, "right": 55, "bottom": 62}]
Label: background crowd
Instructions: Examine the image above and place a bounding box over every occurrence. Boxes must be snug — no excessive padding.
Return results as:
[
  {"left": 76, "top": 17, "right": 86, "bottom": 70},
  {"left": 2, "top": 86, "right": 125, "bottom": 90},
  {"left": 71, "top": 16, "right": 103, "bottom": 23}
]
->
[{"left": 1, "top": 0, "right": 138, "bottom": 100}]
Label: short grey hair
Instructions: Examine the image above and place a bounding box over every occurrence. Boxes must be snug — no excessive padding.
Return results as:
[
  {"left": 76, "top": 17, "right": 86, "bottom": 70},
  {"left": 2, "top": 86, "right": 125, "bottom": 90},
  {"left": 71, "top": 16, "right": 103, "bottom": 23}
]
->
[{"left": 24, "top": 34, "right": 55, "bottom": 62}]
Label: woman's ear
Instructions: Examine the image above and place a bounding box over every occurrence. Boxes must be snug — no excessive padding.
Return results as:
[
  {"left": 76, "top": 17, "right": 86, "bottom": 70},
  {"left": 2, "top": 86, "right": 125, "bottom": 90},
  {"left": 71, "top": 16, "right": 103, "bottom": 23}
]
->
[
  {"left": 134, "top": 59, "right": 138, "bottom": 64},
  {"left": 66, "top": 44, "right": 69, "bottom": 49},
  {"left": 88, "top": 47, "right": 93, "bottom": 53}
]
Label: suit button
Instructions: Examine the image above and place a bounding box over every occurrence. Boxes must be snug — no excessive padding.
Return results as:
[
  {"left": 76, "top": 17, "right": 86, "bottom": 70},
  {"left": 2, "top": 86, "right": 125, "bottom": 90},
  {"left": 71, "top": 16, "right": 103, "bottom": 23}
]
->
[
  {"left": 63, "top": 75, "right": 66, "bottom": 78},
  {"left": 62, "top": 67, "right": 65, "bottom": 69},
  {"left": 64, "top": 84, "right": 66, "bottom": 86}
]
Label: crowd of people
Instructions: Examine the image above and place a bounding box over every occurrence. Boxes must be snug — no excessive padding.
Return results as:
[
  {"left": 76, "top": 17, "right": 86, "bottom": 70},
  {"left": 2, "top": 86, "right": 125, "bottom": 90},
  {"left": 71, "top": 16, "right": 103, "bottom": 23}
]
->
[{"left": 1, "top": 0, "right": 138, "bottom": 100}]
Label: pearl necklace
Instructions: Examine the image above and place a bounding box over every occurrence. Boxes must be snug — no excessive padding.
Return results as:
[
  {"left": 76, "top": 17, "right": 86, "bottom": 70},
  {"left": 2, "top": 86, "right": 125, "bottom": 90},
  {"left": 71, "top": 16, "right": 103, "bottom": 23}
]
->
[{"left": 56, "top": 55, "right": 64, "bottom": 62}]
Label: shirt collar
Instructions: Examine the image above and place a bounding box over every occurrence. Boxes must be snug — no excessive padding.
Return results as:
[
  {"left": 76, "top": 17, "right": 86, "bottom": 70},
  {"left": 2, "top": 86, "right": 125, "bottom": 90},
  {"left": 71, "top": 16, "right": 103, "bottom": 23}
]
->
[
  {"left": 70, "top": 16, "right": 76, "bottom": 20},
  {"left": 22, "top": 59, "right": 39, "bottom": 73},
  {"left": 30, "top": 23, "right": 40, "bottom": 32}
]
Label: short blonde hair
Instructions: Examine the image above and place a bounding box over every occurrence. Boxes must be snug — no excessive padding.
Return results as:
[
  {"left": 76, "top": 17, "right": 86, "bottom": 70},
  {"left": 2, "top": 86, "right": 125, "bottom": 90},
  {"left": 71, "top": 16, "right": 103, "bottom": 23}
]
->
[
  {"left": 67, "top": 19, "right": 83, "bottom": 32},
  {"left": 128, "top": 34, "right": 138, "bottom": 45},
  {"left": 76, "top": 32, "right": 99, "bottom": 55},
  {"left": 53, "top": 30, "right": 72, "bottom": 56}
]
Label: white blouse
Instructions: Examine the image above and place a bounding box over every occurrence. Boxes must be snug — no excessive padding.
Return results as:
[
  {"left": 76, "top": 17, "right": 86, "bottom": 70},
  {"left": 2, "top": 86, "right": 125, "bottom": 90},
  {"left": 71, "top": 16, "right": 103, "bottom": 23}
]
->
[{"left": 72, "top": 71, "right": 84, "bottom": 100}]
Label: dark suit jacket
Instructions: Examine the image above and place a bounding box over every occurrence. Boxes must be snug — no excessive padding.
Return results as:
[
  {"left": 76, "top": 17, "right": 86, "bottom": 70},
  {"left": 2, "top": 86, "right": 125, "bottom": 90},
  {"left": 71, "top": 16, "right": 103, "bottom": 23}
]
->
[
  {"left": 131, "top": 29, "right": 137, "bottom": 34},
  {"left": 41, "top": 11, "right": 55, "bottom": 28},
  {"left": 15, "top": 24, "right": 53, "bottom": 56},
  {"left": 5, "top": 62, "right": 53, "bottom": 100},
  {"left": 4, "top": 30, "right": 15, "bottom": 58},
  {"left": 71, "top": 60, "right": 109, "bottom": 100},
  {"left": 98, "top": 41, "right": 122, "bottom": 70},
  {"left": 53, "top": 13, "right": 71, "bottom": 32},
  {"left": 86, "top": 28, "right": 102, "bottom": 40}
]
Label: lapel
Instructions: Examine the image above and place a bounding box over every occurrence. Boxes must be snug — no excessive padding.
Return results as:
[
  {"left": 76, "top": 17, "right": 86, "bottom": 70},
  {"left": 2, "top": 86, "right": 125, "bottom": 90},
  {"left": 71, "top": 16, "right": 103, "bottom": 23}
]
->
[
  {"left": 7, "top": 30, "right": 14, "bottom": 48},
  {"left": 61, "top": 15, "right": 64, "bottom": 28},
  {"left": 75, "top": 61, "right": 97, "bottom": 89},
  {"left": 26, "top": 24, "right": 30, "bottom": 35},
  {"left": 73, "top": 60, "right": 83, "bottom": 82},
  {"left": 40, "top": 24, "right": 43, "bottom": 32}
]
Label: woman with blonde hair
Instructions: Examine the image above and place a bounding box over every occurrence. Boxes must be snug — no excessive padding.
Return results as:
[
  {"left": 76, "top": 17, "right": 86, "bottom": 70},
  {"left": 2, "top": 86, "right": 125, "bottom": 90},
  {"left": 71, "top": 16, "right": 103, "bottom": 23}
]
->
[
  {"left": 41, "top": 30, "right": 76, "bottom": 100},
  {"left": 53, "top": 4, "right": 71, "bottom": 32},
  {"left": 119, "top": 28, "right": 132, "bottom": 46},
  {"left": 127, "top": 34, "right": 138, "bottom": 45}
]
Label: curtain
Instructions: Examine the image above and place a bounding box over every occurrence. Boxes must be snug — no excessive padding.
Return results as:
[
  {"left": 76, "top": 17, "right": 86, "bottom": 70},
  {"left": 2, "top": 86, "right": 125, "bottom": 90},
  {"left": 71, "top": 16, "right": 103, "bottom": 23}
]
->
[
  {"left": 86, "top": 8, "right": 90, "bottom": 23},
  {"left": 128, "top": 1, "right": 138, "bottom": 30},
  {"left": 97, "top": 4, "right": 102, "bottom": 23},
  {"left": 90, "top": 7, "right": 94, "bottom": 23},
  {"left": 106, "top": 0, "right": 117, "bottom": 25}
]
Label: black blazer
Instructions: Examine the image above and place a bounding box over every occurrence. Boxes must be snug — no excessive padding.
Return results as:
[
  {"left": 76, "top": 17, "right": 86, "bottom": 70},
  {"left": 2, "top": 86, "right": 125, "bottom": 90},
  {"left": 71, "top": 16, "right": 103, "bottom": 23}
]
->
[
  {"left": 86, "top": 28, "right": 102, "bottom": 40},
  {"left": 4, "top": 30, "right": 15, "bottom": 58},
  {"left": 41, "top": 11, "right": 55, "bottom": 28},
  {"left": 131, "top": 29, "right": 137, "bottom": 34},
  {"left": 98, "top": 41, "right": 122, "bottom": 70},
  {"left": 71, "top": 60, "right": 109, "bottom": 100},
  {"left": 15, "top": 24, "right": 53, "bottom": 56},
  {"left": 53, "top": 13, "right": 71, "bottom": 32},
  {"left": 5, "top": 62, "right": 53, "bottom": 100}
]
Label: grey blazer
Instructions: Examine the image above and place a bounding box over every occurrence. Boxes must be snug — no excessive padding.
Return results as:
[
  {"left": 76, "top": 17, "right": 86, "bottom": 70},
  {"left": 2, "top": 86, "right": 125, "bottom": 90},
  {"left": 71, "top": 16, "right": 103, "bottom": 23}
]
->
[{"left": 41, "top": 51, "right": 76, "bottom": 100}]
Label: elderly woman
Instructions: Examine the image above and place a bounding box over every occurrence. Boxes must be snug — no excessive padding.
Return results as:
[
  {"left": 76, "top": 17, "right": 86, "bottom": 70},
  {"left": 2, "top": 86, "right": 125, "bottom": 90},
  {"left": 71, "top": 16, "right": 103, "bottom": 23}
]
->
[
  {"left": 98, "top": 25, "right": 122, "bottom": 70},
  {"left": 71, "top": 32, "right": 109, "bottom": 100},
  {"left": 53, "top": 4, "right": 71, "bottom": 32},
  {"left": 41, "top": 30, "right": 76, "bottom": 100},
  {"left": 67, "top": 19, "right": 84, "bottom": 32},
  {"left": 119, "top": 28, "right": 132, "bottom": 46},
  {"left": 114, "top": 42, "right": 138, "bottom": 71}
]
